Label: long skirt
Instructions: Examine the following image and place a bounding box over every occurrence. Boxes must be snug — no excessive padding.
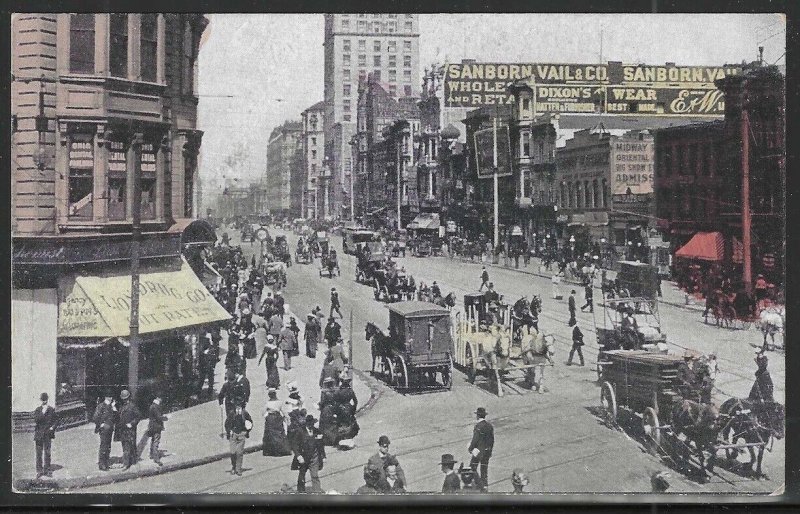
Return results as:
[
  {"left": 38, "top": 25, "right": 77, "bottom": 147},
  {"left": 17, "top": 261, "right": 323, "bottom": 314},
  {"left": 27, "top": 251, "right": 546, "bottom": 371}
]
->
[
  {"left": 265, "top": 359, "right": 281, "bottom": 389},
  {"left": 262, "top": 412, "right": 292, "bottom": 456}
]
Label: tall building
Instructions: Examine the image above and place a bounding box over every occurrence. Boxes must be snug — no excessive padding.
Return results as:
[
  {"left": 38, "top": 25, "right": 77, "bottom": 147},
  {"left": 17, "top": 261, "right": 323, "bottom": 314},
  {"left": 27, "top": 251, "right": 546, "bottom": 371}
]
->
[
  {"left": 323, "top": 14, "right": 420, "bottom": 219},
  {"left": 11, "top": 13, "right": 226, "bottom": 428},
  {"left": 301, "top": 102, "right": 325, "bottom": 219},
  {"left": 266, "top": 121, "right": 303, "bottom": 216}
]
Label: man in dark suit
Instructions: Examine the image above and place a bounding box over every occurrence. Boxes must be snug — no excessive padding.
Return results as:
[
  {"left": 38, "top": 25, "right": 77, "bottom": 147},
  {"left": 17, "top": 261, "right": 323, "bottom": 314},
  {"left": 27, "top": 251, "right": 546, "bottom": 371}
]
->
[
  {"left": 567, "top": 324, "right": 585, "bottom": 366},
  {"left": 33, "top": 392, "right": 56, "bottom": 478},
  {"left": 440, "top": 453, "right": 461, "bottom": 493},
  {"left": 568, "top": 290, "right": 577, "bottom": 326},
  {"left": 224, "top": 405, "right": 253, "bottom": 476},
  {"left": 92, "top": 393, "right": 117, "bottom": 471},
  {"left": 291, "top": 414, "right": 326, "bottom": 492},
  {"left": 137, "top": 394, "right": 168, "bottom": 466},
  {"left": 468, "top": 407, "right": 494, "bottom": 491},
  {"left": 116, "top": 389, "right": 142, "bottom": 470},
  {"left": 231, "top": 370, "right": 251, "bottom": 410}
]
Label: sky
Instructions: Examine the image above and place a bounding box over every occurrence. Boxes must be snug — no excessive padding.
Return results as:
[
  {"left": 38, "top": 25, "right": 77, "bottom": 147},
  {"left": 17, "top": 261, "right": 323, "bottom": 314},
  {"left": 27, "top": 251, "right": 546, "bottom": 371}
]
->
[{"left": 196, "top": 13, "right": 786, "bottom": 191}]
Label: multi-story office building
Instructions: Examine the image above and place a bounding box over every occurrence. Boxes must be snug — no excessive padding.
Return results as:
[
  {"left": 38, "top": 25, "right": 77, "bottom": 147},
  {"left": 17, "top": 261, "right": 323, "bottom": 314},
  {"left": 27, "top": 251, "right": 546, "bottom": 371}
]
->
[
  {"left": 301, "top": 102, "right": 325, "bottom": 219},
  {"left": 11, "top": 13, "right": 226, "bottom": 428},
  {"left": 323, "top": 14, "right": 420, "bottom": 219},
  {"left": 266, "top": 121, "right": 303, "bottom": 217}
]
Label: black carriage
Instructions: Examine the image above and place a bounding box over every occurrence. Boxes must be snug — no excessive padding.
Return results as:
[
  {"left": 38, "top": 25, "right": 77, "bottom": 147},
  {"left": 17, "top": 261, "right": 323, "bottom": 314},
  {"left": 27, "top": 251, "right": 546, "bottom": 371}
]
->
[
  {"left": 368, "top": 301, "right": 454, "bottom": 391},
  {"left": 320, "top": 248, "right": 340, "bottom": 278},
  {"left": 295, "top": 242, "right": 313, "bottom": 264},
  {"left": 274, "top": 235, "right": 292, "bottom": 267},
  {"left": 355, "top": 243, "right": 385, "bottom": 284}
]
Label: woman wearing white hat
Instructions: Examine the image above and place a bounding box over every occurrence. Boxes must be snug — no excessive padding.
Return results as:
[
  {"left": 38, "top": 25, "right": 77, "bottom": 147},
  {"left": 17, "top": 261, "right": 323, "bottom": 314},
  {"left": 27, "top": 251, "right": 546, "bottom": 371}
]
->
[{"left": 262, "top": 389, "right": 291, "bottom": 457}]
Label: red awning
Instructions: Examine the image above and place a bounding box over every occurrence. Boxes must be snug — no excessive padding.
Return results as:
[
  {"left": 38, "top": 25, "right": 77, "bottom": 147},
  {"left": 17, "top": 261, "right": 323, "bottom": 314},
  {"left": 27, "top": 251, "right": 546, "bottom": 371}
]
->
[{"left": 674, "top": 232, "right": 743, "bottom": 263}]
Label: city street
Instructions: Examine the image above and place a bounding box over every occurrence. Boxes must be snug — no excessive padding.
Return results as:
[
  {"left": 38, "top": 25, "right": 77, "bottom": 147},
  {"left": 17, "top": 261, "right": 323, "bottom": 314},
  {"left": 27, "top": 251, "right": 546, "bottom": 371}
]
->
[{"left": 83, "top": 228, "right": 784, "bottom": 494}]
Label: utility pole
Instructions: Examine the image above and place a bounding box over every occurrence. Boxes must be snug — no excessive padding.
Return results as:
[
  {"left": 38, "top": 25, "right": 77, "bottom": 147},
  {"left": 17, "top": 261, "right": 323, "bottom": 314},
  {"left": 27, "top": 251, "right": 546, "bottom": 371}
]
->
[
  {"left": 493, "top": 115, "right": 500, "bottom": 249},
  {"left": 397, "top": 135, "right": 402, "bottom": 230},
  {"left": 128, "top": 133, "right": 144, "bottom": 401},
  {"left": 741, "top": 109, "right": 752, "bottom": 294}
]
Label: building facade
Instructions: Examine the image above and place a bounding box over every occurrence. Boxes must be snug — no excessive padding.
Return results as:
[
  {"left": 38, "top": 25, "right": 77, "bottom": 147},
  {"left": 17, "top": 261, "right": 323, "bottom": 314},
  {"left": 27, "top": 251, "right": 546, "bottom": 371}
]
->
[
  {"left": 266, "top": 121, "right": 303, "bottom": 217},
  {"left": 323, "top": 14, "right": 420, "bottom": 219},
  {"left": 11, "top": 13, "right": 222, "bottom": 428},
  {"left": 301, "top": 101, "right": 325, "bottom": 219}
]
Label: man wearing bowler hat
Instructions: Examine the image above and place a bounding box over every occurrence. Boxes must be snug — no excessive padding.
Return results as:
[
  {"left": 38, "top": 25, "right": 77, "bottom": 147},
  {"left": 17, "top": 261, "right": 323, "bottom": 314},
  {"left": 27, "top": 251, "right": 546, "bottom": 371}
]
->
[
  {"left": 468, "top": 407, "right": 494, "bottom": 491},
  {"left": 33, "top": 392, "right": 56, "bottom": 478},
  {"left": 367, "top": 435, "right": 407, "bottom": 485},
  {"left": 116, "top": 389, "right": 142, "bottom": 470},
  {"left": 92, "top": 392, "right": 117, "bottom": 471},
  {"left": 440, "top": 453, "right": 461, "bottom": 493}
]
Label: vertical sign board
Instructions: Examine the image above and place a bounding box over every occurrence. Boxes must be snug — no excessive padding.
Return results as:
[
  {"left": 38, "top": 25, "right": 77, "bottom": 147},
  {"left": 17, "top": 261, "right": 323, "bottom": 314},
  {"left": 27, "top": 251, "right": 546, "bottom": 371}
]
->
[
  {"left": 473, "top": 124, "right": 513, "bottom": 178},
  {"left": 610, "top": 135, "right": 655, "bottom": 195}
]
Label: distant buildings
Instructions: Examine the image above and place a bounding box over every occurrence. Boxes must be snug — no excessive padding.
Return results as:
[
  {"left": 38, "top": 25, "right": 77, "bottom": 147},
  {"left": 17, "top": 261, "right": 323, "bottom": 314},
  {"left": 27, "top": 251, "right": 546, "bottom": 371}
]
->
[
  {"left": 266, "top": 121, "right": 303, "bottom": 217},
  {"left": 323, "top": 14, "right": 420, "bottom": 218},
  {"left": 301, "top": 101, "right": 326, "bottom": 219}
]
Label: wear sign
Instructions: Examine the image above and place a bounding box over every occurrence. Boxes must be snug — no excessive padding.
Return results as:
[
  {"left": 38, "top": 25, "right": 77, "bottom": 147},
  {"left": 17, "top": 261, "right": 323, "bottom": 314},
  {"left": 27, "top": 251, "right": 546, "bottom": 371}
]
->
[
  {"left": 58, "top": 258, "right": 231, "bottom": 338},
  {"left": 610, "top": 138, "right": 654, "bottom": 195}
]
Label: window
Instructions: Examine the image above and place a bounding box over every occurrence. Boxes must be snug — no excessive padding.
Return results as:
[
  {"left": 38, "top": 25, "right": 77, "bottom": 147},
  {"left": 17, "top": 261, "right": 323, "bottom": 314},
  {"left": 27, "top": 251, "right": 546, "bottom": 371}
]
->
[
  {"left": 372, "top": 13, "right": 380, "bottom": 18},
  {"left": 373, "top": 70, "right": 381, "bottom": 81},
  {"left": 343, "top": 54, "right": 351, "bottom": 65},
  {"left": 359, "top": 69, "right": 367, "bottom": 80},
  {"left": 406, "top": 14, "right": 414, "bottom": 18},
  {"left": 182, "top": 20, "right": 196, "bottom": 95},
  {"left": 388, "top": 84, "right": 396, "bottom": 96},
  {"left": 403, "top": 69, "right": 411, "bottom": 80},
  {"left": 388, "top": 55, "right": 396, "bottom": 67},
  {"left": 184, "top": 154, "right": 195, "bottom": 217},
  {"left": 567, "top": 183, "right": 574, "bottom": 208},
  {"left": 388, "top": 14, "right": 398, "bottom": 18},
  {"left": 312, "top": 149, "right": 317, "bottom": 159},
  {"left": 388, "top": 22, "right": 396, "bottom": 33},
  {"left": 358, "top": 39, "right": 365, "bottom": 50},
  {"left": 373, "top": 40, "right": 381, "bottom": 52},
  {"left": 372, "top": 22, "right": 380, "bottom": 32},
  {"left": 342, "top": 19, "right": 350, "bottom": 30},
  {"left": 358, "top": 20, "right": 366, "bottom": 31},
  {"left": 140, "top": 143, "right": 157, "bottom": 219},
  {"left": 404, "top": 54, "right": 412, "bottom": 67},
  {"left": 404, "top": 84, "right": 412, "bottom": 96},
  {"left": 358, "top": 54, "right": 366, "bottom": 66},
  {"left": 388, "top": 69, "right": 396, "bottom": 82},
  {"left": 109, "top": 14, "right": 128, "bottom": 78},
  {"left": 373, "top": 55, "right": 381, "bottom": 66},
  {"left": 522, "top": 97, "right": 530, "bottom": 112},
  {"left": 68, "top": 134, "right": 94, "bottom": 219},
  {"left": 602, "top": 178, "right": 608, "bottom": 207},
  {"left": 343, "top": 68, "right": 351, "bottom": 80},
  {"left": 404, "top": 40, "right": 411, "bottom": 51},
  {"left": 343, "top": 99, "right": 351, "bottom": 112},
  {"left": 107, "top": 140, "right": 127, "bottom": 220},
  {"left": 343, "top": 114, "right": 352, "bottom": 122},
  {"left": 69, "top": 14, "right": 95, "bottom": 74},
  {"left": 344, "top": 83, "right": 352, "bottom": 96},
  {"left": 388, "top": 40, "right": 396, "bottom": 52},
  {"left": 522, "top": 135, "right": 530, "bottom": 157},
  {"left": 140, "top": 14, "right": 158, "bottom": 82},
  {"left": 311, "top": 136, "right": 317, "bottom": 146},
  {"left": 343, "top": 39, "right": 351, "bottom": 52},
  {"left": 405, "top": 21, "right": 413, "bottom": 31},
  {"left": 593, "top": 180, "right": 600, "bottom": 208},
  {"left": 358, "top": 14, "right": 366, "bottom": 18},
  {"left": 584, "top": 180, "right": 591, "bottom": 208},
  {"left": 576, "top": 182, "right": 582, "bottom": 208}
]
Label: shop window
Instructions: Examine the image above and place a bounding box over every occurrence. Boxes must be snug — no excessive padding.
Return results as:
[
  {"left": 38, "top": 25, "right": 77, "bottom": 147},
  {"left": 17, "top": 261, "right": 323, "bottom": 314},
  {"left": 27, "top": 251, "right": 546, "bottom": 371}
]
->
[
  {"left": 109, "top": 14, "right": 128, "bottom": 78},
  {"left": 69, "top": 14, "right": 95, "bottom": 74},
  {"left": 56, "top": 347, "right": 86, "bottom": 408},
  {"left": 140, "top": 14, "right": 158, "bottom": 82},
  {"left": 68, "top": 134, "right": 94, "bottom": 219},
  {"left": 107, "top": 140, "right": 127, "bottom": 220},
  {"left": 140, "top": 143, "right": 157, "bottom": 220}
]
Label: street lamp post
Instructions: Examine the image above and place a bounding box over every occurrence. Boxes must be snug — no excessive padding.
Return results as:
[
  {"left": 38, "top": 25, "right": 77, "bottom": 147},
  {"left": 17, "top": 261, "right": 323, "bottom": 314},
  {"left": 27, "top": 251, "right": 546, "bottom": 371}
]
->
[{"left": 128, "top": 133, "right": 144, "bottom": 402}]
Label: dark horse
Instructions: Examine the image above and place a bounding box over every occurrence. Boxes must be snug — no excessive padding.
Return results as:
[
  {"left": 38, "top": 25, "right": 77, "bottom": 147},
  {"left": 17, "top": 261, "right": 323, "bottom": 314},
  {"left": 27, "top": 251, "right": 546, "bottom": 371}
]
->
[
  {"left": 670, "top": 399, "right": 723, "bottom": 482},
  {"left": 365, "top": 322, "right": 396, "bottom": 375},
  {"left": 719, "top": 398, "right": 785, "bottom": 479},
  {"left": 433, "top": 292, "right": 456, "bottom": 309}
]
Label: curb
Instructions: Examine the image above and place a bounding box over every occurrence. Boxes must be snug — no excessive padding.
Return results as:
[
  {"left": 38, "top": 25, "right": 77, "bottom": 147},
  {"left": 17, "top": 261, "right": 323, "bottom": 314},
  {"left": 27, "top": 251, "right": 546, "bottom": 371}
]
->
[
  {"left": 449, "top": 256, "right": 705, "bottom": 313},
  {"left": 14, "top": 369, "right": 378, "bottom": 493}
]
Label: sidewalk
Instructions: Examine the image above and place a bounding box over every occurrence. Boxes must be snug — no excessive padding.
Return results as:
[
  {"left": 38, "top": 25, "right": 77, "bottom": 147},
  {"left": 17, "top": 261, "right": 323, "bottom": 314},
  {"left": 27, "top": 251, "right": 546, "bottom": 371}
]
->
[
  {"left": 452, "top": 254, "right": 706, "bottom": 312},
  {"left": 12, "top": 290, "right": 374, "bottom": 492}
]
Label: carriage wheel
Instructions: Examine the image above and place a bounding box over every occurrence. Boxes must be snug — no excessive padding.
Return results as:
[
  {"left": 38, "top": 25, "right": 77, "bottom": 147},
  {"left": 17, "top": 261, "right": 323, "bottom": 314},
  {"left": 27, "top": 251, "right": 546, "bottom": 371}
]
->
[
  {"left": 465, "top": 345, "right": 476, "bottom": 384},
  {"left": 596, "top": 362, "right": 603, "bottom": 382},
  {"left": 493, "top": 368, "right": 504, "bottom": 397},
  {"left": 600, "top": 381, "right": 618, "bottom": 422},
  {"left": 385, "top": 356, "right": 396, "bottom": 385},
  {"left": 397, "top": 355, "right": 409, "bottom": 389},
  {"left": 642, "top": 407, "right": 662, "bottom": 454},
  {"left": 441, "top": 354, "right": 453, "bottom": 390}
]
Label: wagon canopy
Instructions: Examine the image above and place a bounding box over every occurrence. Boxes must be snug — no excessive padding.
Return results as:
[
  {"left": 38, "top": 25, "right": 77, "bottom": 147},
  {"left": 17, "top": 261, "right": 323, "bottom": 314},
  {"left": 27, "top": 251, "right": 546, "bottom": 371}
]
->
[
  {"left": 675, "top": 232, "right": 743, "bottom": 263},
  {"left": 387, "top": 301, "right": 450, "bottom": 318}
]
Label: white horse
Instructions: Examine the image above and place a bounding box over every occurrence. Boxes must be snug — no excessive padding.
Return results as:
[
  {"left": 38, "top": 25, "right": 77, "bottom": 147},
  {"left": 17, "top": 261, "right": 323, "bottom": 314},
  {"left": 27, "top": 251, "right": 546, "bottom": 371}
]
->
[
  {"left": 520, "top": 327, "right": 555, "bottom": 393},
  {"left": 756, "top": 306, "right": 784, "bottom": 350}
]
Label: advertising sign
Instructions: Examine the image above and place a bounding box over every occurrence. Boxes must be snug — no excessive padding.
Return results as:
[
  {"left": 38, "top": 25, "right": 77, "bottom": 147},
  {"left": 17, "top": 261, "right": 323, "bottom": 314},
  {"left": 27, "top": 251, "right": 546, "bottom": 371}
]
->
[
  {"left": 444, "top": 62, "right": 739, "bottom": 115},
  {"left": 610, "top": 138, "right": 655, "bottom": 195},
  {"left": 473, "top": 124, "right": 513, "bottom": 179}
]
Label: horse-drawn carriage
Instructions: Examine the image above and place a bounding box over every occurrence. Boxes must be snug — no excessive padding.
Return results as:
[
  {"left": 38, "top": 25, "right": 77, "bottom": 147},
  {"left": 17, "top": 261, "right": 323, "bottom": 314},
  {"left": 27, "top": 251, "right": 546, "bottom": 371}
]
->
[
  {"left": 261, "top": 259, "right": 287, "bottom": 289},
  {"left": 454, "top": 292, "right": 555, "bottom": 396},
  {"left": 599, "top": 350, "right": 784, "bottom": 482},
  {"left": 373, "top": 269, "right": 415, "bottom": 303},
  {"left": 319, "top": 248, "right": 340, "bottom": 278},
  {"left": 273, "top": 235, "right": 292, "bottom": 267},
  {"left": 295, "top": 240, "right": 313, "bottom": 264},
  {"left": 366, "top": 301, "right": 454, "bottom": 391},
  {"left": 355, "top": 243, "right": 385, "bottom": 284},
  {"left": 311, "top": 231, "right": 327, "bottom": 258}
]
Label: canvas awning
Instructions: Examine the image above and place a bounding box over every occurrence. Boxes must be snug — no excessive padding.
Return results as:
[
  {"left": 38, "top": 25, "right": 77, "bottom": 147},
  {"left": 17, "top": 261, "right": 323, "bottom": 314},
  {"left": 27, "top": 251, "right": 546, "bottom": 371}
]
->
[
  {"left": 674, "top": 232, "right": 743, "bottom": 263},
  {"left": 57, "top": 257, "right": 231, "bottom": 338},
  {"left": 408, "top": 213, "right": 440, "bottom": 230}
]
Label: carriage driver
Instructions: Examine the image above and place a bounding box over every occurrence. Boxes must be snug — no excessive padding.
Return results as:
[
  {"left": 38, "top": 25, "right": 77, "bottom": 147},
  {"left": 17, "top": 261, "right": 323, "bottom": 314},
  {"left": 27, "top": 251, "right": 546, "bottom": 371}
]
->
[{"left": 431, "top": 281, "right": 442, "bottom": 299}]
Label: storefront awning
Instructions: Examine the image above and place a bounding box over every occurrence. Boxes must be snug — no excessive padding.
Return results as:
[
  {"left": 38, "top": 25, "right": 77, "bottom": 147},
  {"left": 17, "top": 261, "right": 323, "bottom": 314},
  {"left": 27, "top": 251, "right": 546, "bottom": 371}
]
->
[
  {"left": 675, "top": 232, "right": 743, "bottom": 263},
  {"left": 57, "top": 257, "right": 231, "bottom": 338},
  {"left": 408, "top": 213, "right": 440, "bottom": 230},
  {"left": 168, "top": 219, "right": 217, "bottom": 246}
]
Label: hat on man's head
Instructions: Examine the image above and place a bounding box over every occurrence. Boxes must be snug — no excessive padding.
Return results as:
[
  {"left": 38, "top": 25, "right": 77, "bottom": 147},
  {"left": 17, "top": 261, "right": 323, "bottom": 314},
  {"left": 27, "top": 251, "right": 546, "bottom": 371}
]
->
[
  {"left": 307, "top": 314, "right": 314, "bottom": 320},
  {"left": 475, "top": 407, "right": 487, "bottom": 418},
  {"left": 440, "top": 454, "right": 457, "bottom": 466},
  {"left": 323, "top": 377, "right": 336, "bottom": 385},
  {"left": 40, "top": 392, "right": 48, "bottom": 402},
  {"left": 378, "top": 435, "right": 391, "bottom": 446},
  {"left": 120, "top": 389, "right": 131, "bottom": 400},
  {"left": 571, "top": 289, "right": 576, "bottom": 294},
  {"left": 287, "top": 381, "right": 299, "bottom": 392}
]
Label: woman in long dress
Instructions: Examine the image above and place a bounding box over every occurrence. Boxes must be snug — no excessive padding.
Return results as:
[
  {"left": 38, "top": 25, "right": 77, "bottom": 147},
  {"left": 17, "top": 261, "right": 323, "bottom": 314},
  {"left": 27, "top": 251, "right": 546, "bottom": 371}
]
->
[
  {"left": 262, "top": 389, "right": 292, "bottom": 456},
  {"left": 258, "top": 336, "right": 281, "bottom": 389}
]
